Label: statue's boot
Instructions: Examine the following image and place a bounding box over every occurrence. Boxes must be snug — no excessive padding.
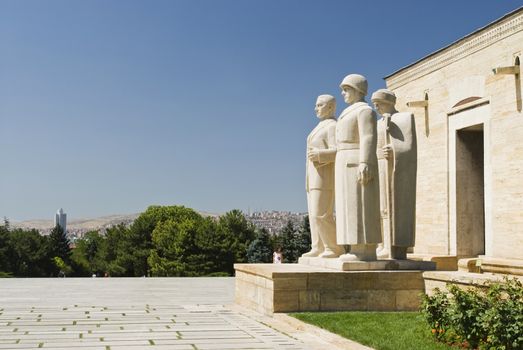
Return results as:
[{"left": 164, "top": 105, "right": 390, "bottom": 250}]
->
[
  {"left": 301, "top": 249, "right": 323, "bottom": 258},
  {"left": 391, "top": 246, "right": 408, "bottom": 260},
  {"left": 376, "top": 244, "right": 390, "bottom": 259},
  {"left": 339, "top": 252, "right": 359, "bottom": 261},
  {"left": 339, "top": 244, "right": 378, "bottom": 262},
  {"left": 319, "top": 248, "right": 340, "bottom": 258}
]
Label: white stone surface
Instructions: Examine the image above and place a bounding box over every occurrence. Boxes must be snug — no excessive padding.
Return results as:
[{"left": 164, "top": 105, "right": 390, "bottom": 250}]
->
[
  {"left": 303, "top": 95, "right": 343, "bottom": 258},
  {"left": 335, "top": 74, "right": 381, "bottom": 261},
  {"left": 0, "top": 278, "right": 311, "bottom": 350},
  {"left": 299, "top": 256, "right": 435, "bottom": 271},
  {"left": 371, "top": 89, "right": 417, "bottom": 260}
]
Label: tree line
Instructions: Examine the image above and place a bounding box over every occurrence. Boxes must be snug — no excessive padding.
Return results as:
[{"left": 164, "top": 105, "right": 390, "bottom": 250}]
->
[{"left": 0, "top": 206, "right": 311, "bottom": 277}]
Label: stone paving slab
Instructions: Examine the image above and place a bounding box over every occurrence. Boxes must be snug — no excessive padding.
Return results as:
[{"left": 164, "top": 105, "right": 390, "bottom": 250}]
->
[
  {"left": 0, "top": 303, "right": 307, "bottom": 349},
  {"left": 0, "top": 278, "right": 312, "bottom": 350}
]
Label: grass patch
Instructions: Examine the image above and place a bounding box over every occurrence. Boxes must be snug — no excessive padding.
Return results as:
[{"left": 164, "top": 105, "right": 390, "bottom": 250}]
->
[{"left": 290, "top": 311, "right": 454, "bottom": 350}]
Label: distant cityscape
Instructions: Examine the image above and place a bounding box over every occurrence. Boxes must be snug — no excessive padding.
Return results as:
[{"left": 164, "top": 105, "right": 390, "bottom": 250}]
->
[
  {"left": 10, "top": 209, "right": 307, "bottom": 241},
  {"left": 244, "top": 210, "right": 307, "bottom": 234}
]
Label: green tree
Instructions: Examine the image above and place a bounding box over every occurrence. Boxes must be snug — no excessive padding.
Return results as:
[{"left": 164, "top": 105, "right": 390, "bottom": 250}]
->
[
  {"left": 194, "top": 217, "right": 237, "bottom": 275},
  {"left": 8, "top": 229, "right": 50, "bottom": 276},
  {"left": 103, "top": 223, "right": 135, "bottom": 276},
  {"left": 47, "top": 225, "right": 71, "bottom": 272},
  {"left": 295, "top": 215, "right": 312, "bottom": 257},
  {"left": 148, "top": 210, "right": 206, "bottom": 276},
  {"left": 53, "top": 257, "right": 73, "bottom": 277},
  {"left": 121, "top": 205, "right": 203, "bottom": 276},
  {"left": 278, "top": 220, "right": 298, "bottom": 263},
  {"left": 70, "top": 245, "right": 90, "bottom": 276},
  {"left": 246, "top": 228, "right": 273, "bottom": 263},
  {"left": 272, "top": 218, "right": 313, "bottom": 263},
  {"left": 217, "top": 210, "right": 256, "bottom": 264},
  {"left": 64, "top": 205, "right": 269, "bottom": 277},
  {"left": 0, "top": 222, "right": 11, "bottom": 274},
  {"left": 148, "top": 207, "right": 246, "bottom": 276},
  {"left": 71, "top": 231, "right": 108, "bottom": 276}
]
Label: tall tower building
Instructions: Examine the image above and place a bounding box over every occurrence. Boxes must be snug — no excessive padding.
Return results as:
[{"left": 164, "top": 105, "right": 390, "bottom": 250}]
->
[{"left": 55, "top": 208, "right": 67, "bottom": 234}]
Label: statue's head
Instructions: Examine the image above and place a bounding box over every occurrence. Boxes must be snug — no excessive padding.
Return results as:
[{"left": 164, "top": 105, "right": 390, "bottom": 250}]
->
[
  {"left": 340, "top": 74, "right": 367, "bottom": 104},
  {"left": 315, "top": 94, "right": 336, "bottom": 119},
  {"left": 371, "top": 89, "right": 396, "bottom": 115}
]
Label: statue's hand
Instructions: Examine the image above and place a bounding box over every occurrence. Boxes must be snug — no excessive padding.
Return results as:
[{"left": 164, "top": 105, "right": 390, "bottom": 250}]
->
[
  {"left": 307, "top": 149, "right": 320, "bottom": 162},
  {"left": 357, "top": 163, "right": 371, "bottom": 185},
  {"left": 382, "top": 145, "right": 393, "bottom": 160}
]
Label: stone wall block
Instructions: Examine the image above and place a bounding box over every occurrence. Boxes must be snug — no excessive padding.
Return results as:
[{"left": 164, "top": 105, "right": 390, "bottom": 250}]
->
[
  {"left": 395, "top": 290, "right": 423, "bottom": 310},
  {"left": 319, "top": 290, "right": 368, "bottom": 311},
  {"left": 299, "top": 290, "right": 321, "bottom": 311},
  {"left": 272, "top": 277, "right": 307, "bottom": 291}
]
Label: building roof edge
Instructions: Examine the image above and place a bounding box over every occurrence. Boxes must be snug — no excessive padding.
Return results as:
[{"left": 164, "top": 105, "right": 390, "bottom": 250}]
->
[{"left": 384, "top": 6, "right": 523, "bottom": 81}]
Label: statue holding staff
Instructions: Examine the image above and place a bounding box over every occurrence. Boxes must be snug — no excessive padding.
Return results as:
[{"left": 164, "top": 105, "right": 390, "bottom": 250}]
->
[{"left": 371, "top": 89, "right": 417, "bottom": 259}]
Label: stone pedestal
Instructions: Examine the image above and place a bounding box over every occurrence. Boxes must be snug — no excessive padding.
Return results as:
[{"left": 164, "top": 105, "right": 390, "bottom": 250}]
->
[
  {"left": 408, "top": 254, "right": 458, "bottom": 271},
  {"left": 298, "top": 257, "right": 436, "bottom": 271},
  {"left": 457, "top": 257, "right": 523, "bottom": 276},
  {"left": 423, "top": 270, "right": 523, "bottom": 296},
  {"left": 235, "top": 261, "right": 436, "bottom": 315}
]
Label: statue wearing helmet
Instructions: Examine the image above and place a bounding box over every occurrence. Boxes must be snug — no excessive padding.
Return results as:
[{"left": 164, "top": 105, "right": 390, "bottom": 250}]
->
[{"left": 335, "top": 74, "right": 382, "bottom": 261}]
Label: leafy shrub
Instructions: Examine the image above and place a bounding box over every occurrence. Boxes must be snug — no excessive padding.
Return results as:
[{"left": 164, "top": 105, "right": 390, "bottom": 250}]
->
[
  {"left": 446, "top": 284, "right": 488, "bottom": 348},
  {"left": 482, "top": 278, "right": 523, "bottom": 350},
  {"left": 421, "top": 277, "right": 523, "bottom": 349},
  {"left": 420, "top": 287, "right": 450, "bottom": 340}
]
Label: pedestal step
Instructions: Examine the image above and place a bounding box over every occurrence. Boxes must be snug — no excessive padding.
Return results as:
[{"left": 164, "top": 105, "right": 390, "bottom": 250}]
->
[
  {"left": 298, "top": 257, "right": 436, "bottom": 271},
  {"left": 423, "top": 270, "right": 523, "bottom": 295},
  {"left": 235, "top": 263, "right": 430, "bottom": 315},
  {"left": 408, "top": 254, "right": 458, "bottom": 271},
  {"left": 457, "top": 257, "right": 523, "bottom": 275}
]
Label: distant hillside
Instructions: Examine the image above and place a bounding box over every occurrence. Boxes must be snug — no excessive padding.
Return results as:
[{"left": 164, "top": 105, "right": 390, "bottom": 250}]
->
[
  {"left": 11, "top": 210, "right": 221, "bottom": 234},
  {"left": 11, "top": 213, "right": 141, "bottom": 232},
  {"left": 9, "top": 210, "right": 305, "bottom": 237}
]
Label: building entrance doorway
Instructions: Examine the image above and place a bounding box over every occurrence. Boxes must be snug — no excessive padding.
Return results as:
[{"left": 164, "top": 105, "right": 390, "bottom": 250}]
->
[
  {"left": 448, "top": 102, "right": 491, "bottom": 258},
  {"left": 455, "top": 124, "right": 485, "bottom": 257}
]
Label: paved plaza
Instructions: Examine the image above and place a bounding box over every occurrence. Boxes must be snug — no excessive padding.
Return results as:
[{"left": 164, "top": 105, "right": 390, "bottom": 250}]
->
[{"left": 0, "top": 278, "right": 318, "bottom": 350}]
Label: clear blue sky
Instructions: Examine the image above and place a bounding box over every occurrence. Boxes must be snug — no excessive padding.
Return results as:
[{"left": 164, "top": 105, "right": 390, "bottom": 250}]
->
[{"left": 1, "top": 0, "right": 521, "bottom": 220}]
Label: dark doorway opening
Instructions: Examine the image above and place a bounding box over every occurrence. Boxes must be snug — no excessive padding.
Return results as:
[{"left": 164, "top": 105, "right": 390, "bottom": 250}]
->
[{"left": 456, "top": 124, "right": 485, "bottom": 257}]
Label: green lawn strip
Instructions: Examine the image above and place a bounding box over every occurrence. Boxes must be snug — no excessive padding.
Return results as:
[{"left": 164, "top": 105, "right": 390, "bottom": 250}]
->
[{"left": 290, "top": 311, "right": 454, "bottom": 350}]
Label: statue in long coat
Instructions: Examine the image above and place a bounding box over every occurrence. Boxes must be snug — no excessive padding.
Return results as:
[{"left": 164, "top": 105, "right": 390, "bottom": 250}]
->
[
  {"left": 372, "top": 89, "right": 417, "bottom": 260},
  {"left": 335, "top": 74, "right": 382, "bottom": 261}
]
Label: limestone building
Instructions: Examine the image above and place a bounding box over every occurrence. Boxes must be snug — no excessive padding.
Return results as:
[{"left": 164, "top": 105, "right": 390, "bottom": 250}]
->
[
  {"left": 385, "top": 7, "right": 523, "bottom": 274},
  {"left": 235, "top": 8, "right": 523, "bottom": 315}
]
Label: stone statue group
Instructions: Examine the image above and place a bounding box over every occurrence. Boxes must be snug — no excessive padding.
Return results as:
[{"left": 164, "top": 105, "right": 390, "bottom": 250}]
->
[{"left": 304, "top": 74, "right": 417, "bottom": 262}]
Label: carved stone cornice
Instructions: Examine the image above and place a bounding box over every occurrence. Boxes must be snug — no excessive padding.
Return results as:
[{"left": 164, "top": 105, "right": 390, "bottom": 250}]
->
[{"left": 386, "top": 9, "right": 523, "bottom": 90}]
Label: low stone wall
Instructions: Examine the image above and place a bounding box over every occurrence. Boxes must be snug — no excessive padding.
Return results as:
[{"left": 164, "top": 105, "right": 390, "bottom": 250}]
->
[
  {"left": 235, "top": 263, "right": 427, "bottom": 315},
  {"left": 408, "top": 254, "right": 458, "bottom": 271},
  {"left": 458, "top": 257, "right": 523, "bottom": 276},
  {"left": 423, "top": 270, "right": 523, "bottom": 295}
]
